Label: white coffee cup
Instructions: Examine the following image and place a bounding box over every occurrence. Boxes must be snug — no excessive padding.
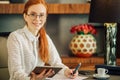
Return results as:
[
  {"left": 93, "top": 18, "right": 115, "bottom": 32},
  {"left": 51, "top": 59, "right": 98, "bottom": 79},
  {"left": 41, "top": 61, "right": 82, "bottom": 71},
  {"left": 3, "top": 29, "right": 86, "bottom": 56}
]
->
[{"left": 97, "top": 68, "right": 108, "bottom": 77}]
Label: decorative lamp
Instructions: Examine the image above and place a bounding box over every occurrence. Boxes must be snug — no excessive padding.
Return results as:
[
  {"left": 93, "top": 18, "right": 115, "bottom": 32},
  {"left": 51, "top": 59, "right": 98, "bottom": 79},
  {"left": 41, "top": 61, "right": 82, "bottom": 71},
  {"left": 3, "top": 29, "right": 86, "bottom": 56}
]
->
[{"left": 89, "top": 0, "right": 120, "bottom": 66}]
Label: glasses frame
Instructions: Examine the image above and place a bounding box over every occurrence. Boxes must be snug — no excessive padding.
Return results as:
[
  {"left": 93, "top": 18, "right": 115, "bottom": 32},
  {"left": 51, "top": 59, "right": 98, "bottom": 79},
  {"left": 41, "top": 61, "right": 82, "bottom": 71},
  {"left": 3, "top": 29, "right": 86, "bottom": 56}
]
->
[{"left": 27, "top": 13, "right": 46, "bottom": 20}]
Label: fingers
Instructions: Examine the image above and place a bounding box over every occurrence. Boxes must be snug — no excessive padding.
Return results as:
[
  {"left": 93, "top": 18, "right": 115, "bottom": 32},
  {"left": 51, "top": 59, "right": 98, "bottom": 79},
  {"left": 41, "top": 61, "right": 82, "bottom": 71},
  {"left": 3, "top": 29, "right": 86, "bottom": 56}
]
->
[
  {"left": 44, "top": 69, "right": 55, "bottom": 77},
  {"left": 65, "top": 68, "right": 78, "bottom": 79},
  {"left": 36, "top": 69, "right": 55, "bottom": 79},
  {"left": 69, "top": 73, "right": 78, "bottom": 79},
  {"left": 36, "top": 69, "right": 47, "bottom": 78},
  {"left": 64, "top": 68, "right": 71, "bottom": 78},
  {"left": 44, "top": 69, "right": 52, "bottom": 76},
  {"left": 30, "top": 72, "right": 37, "bottom": 80},
  {"left": 31, "top": 69, "right": 52, "bottom": 80},
  {"left": 31, "top": 69, "right": 53, "bottom": 80}
]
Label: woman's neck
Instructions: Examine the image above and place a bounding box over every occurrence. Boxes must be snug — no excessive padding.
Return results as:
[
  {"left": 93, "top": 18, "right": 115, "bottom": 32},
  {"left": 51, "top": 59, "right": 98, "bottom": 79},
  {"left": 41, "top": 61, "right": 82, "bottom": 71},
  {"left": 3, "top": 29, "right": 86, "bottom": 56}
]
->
[{"left": 28, "top": 27, "right": 39, "bottom": 36}]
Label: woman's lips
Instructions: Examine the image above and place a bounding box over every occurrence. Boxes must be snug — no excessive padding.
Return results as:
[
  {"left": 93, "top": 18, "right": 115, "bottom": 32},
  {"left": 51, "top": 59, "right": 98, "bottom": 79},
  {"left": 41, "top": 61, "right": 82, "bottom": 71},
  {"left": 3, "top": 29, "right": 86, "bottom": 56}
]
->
[{"left": 33, "top": 22, "right": 42, "bottom": 26}]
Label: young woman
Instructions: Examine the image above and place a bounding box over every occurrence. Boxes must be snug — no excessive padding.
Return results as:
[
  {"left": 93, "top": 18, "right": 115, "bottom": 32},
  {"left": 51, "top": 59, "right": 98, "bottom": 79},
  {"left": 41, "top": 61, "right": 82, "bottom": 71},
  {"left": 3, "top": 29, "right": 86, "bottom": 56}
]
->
[{"left": 7, "top": 0, "right": 78, "bottom": 80}]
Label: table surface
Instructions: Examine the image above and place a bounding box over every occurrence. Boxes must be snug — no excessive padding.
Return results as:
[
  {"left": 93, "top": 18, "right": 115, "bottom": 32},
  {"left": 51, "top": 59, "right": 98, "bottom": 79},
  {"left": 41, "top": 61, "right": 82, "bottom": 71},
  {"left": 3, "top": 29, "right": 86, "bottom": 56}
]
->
[{"left": 79, "top": 70, "right": 120, "bottom": 80}]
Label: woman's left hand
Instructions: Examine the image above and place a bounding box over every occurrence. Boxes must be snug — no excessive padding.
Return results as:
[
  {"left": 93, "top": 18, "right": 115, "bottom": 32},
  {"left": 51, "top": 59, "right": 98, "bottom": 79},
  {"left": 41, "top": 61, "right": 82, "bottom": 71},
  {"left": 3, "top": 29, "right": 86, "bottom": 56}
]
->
[{"left": 64, "top": 68, "right": 78, "bottom": 79}]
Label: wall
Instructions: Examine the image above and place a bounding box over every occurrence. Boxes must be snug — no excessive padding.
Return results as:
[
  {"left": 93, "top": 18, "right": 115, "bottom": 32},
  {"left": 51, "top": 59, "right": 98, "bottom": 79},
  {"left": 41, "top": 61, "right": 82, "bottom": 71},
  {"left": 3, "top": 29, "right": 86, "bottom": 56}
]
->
[{"left": 0, "top": 14, "right": 25, "bottom": 32}]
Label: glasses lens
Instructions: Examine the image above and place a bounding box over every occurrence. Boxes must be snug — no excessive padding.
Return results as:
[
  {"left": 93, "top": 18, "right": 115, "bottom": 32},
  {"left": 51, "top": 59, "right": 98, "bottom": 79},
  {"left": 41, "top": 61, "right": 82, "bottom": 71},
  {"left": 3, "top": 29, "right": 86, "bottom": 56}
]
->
[
  {"left": 27, "top": 13, "right": 46, "bottom": 20},
  {"left": 30, "top": 14, "right": 36, "bottom": 19}
]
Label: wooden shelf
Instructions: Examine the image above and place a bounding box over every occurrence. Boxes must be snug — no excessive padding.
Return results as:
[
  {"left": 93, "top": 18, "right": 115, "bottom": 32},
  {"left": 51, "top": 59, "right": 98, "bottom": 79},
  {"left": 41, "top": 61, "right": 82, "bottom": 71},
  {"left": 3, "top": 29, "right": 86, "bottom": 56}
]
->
[
  {"left": 0, "top": 3, "right": 90, "bottom": 14},
  {"left": 48, "top": 3, "right": 90, "bottom": 14},
  {"left": 61, "top": 57, "right": 120, "bottom": 70}
]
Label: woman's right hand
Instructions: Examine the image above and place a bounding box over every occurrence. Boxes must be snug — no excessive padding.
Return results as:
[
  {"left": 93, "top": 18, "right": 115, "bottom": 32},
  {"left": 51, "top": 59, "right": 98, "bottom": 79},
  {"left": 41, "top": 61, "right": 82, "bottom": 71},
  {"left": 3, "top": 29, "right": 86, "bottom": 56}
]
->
[
  {"left": 30, "top": 70, "right": 46, "bottom": 80},
  {"left": 30, "top": 69, "right": 55, "bottom": 80}
]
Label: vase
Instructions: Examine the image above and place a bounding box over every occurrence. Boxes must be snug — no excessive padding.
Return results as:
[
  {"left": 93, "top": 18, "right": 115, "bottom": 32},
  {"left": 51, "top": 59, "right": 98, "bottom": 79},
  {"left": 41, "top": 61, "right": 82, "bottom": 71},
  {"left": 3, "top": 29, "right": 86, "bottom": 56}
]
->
[{"left": 70, "top": 34, "right": 97, "bottom": 57}]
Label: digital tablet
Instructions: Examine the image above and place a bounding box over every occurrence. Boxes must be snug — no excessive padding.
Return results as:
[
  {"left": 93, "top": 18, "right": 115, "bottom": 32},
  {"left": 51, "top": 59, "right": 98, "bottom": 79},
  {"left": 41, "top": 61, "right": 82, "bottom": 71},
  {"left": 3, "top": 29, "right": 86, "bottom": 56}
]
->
[{"left": 32, "top": 66, "right": 62, "bottom": 77}]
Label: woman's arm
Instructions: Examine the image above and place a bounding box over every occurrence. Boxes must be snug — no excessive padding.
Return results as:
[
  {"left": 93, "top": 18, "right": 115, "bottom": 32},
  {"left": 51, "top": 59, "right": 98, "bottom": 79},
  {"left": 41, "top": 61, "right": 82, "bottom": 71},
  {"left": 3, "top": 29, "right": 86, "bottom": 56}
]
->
[
  {"left": 46, "top": 35, "right": 68, "bottom": 70},
  {"left": 7, "top": 32, "right": 30, "bottom": 80},
  {"left": 46, "top": 35, "right": 78, "bottom": 79}
]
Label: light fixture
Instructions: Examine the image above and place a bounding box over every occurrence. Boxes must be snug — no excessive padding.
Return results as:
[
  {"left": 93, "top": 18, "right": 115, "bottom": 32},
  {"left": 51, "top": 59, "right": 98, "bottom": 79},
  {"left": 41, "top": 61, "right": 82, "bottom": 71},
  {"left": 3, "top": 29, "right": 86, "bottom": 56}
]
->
[{"left": 89, "top": 0, "right": 120, "bottom": 66}]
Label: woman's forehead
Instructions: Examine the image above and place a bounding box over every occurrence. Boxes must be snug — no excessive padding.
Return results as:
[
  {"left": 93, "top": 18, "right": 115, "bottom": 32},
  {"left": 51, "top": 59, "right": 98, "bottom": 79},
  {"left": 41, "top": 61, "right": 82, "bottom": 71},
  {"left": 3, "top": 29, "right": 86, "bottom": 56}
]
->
[{"left": 28, "top": 4, "right": 47, "bottom": 14}]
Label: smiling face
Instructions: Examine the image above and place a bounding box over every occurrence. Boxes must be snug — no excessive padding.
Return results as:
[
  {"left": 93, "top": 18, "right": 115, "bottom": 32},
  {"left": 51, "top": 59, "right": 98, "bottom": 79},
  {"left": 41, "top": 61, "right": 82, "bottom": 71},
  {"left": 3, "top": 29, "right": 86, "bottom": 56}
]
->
[{"left": 24, "top": 4, "right": 47, "bottom": 35}]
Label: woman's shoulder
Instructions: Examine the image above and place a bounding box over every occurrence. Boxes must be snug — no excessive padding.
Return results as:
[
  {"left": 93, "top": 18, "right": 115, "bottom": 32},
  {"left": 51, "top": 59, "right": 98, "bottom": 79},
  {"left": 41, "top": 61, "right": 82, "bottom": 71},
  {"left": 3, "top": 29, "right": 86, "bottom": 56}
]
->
[
  {"left": 46, "top": 34, "right": 55, "bottom": 45},
  {"left": 46, "top": 34, "right": 52, "bottom": 41},
  {"left": 8, "top": 28, "right": 24, "bottom": 39}
]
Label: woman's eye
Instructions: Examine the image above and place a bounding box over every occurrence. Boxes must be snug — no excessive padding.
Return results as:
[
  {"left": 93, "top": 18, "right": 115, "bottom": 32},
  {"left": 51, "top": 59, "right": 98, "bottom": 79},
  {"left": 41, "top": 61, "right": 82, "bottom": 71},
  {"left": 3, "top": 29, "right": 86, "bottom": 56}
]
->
[
  {"left": 31, "top": 14, "right": 36, "bottom": 17},
  {"left": 40, "top": 14, "right": 44, "bottom": 17}
]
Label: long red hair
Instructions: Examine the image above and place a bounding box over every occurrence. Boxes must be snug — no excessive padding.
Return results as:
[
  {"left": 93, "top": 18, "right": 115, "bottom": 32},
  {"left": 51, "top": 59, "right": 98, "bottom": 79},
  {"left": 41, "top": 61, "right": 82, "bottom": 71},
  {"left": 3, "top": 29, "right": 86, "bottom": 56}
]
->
[{"left": 23, "top": 0, "right": 49, "bottom": 63}]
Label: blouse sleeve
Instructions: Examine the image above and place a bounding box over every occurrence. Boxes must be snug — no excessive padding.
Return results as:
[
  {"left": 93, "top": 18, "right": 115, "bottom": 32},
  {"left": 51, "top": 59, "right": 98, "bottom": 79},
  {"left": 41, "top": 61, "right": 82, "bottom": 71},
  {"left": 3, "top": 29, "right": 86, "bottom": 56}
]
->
[
  {"left": 46, "top": 35, "right": 69, "bottom": 73},
  {"left": 7, "top": 32, "right": 30, "bottom": 80}
]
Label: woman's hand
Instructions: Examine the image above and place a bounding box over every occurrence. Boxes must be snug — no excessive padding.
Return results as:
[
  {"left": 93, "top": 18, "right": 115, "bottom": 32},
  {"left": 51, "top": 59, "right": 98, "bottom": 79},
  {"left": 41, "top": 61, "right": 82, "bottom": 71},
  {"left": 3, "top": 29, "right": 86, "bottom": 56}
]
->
[
  {"left": 64, "top": 68, "right": 78, "bottom": 79},
  {"left": 30, "top": 69, "right": 55, "bottom": 80},
  {"left": 44, "top": 69, "right": 55, "bottom": 77}
]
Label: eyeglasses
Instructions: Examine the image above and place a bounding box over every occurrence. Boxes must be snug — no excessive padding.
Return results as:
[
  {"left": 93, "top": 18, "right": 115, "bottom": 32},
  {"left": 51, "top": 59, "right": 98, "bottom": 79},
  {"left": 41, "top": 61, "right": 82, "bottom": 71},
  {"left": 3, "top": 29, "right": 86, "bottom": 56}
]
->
[{"left": 27, "top": 13, "right": 46, "bottom": 20}]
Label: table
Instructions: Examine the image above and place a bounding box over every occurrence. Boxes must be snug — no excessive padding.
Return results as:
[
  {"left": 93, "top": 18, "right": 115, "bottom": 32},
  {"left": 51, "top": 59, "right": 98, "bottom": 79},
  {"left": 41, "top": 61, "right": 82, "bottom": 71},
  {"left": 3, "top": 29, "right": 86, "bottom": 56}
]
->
[
  {"left": 79, "top": 70, "right": 120, "bottom": 80},
  {"left": 46, "top": 70, "right": 120, "bottom": 80}
]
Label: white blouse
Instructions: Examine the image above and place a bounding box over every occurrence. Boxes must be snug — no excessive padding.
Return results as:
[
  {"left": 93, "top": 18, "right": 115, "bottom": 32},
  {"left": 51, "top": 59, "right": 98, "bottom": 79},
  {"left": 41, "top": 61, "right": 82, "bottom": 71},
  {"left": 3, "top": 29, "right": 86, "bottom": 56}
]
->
[{"left": 7, "top": 26, "right": 68, "bottom": 80}]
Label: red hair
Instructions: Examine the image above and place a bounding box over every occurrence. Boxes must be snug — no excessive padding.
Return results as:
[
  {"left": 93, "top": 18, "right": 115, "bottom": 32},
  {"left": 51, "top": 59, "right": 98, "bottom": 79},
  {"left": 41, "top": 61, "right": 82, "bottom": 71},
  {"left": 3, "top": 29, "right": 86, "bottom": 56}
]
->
[
  {"left": 23, "top": 0, "right": 49, "bottom": 63},
  {"left": 23, "top": 0, "right": 48, "bottom": 14}
]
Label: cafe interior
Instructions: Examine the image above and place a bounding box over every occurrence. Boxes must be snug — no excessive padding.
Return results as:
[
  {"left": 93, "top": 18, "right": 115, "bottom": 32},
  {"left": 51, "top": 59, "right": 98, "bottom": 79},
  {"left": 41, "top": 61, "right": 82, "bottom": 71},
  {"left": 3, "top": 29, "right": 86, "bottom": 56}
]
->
[{"left": 0, "top": 0, "right": 120, "bottom": 80}]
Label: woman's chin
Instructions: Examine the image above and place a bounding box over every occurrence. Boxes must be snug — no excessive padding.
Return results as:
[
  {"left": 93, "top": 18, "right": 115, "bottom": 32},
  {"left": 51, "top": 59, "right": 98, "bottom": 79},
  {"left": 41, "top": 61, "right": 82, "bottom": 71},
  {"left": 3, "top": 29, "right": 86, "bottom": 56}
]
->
[
  {"left": 34, "top": 26, "right": 41, "bottom": 30},
  {"left": 32, "top": 24, "right": 43, "bottom": 30}
]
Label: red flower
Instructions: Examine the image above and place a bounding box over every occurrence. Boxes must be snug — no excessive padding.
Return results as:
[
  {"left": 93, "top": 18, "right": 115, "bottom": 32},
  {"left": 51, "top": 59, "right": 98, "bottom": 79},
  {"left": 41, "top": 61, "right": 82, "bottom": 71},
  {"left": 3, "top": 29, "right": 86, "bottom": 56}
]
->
[{"left": 70, "top": 24, "right": 97, "bottom": 35}]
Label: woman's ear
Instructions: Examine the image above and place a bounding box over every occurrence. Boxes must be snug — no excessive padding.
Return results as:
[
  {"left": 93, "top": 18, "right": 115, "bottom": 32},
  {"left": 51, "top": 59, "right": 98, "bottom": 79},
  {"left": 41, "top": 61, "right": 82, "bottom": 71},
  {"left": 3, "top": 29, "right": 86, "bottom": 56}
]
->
[
  {"left": 23, "top": 13, "right": 27, "bottom": 21},
  {"left": 44, "top": 14, "right": 48, "bottom": 23}
]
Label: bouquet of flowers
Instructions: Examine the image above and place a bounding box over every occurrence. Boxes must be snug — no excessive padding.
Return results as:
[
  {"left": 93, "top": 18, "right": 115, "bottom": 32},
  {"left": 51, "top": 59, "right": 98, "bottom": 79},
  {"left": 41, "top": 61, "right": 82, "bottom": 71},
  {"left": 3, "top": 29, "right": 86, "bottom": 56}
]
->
[{"left": 70, "top": 24, "right": 97, "bottom": 35}]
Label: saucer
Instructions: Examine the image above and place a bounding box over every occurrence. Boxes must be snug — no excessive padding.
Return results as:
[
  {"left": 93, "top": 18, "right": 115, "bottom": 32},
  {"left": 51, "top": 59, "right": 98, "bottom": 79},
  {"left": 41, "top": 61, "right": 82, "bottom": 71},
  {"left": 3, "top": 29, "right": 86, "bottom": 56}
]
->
[{"left": 93, "top": 74, "right": 110, "bottom": 79}]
